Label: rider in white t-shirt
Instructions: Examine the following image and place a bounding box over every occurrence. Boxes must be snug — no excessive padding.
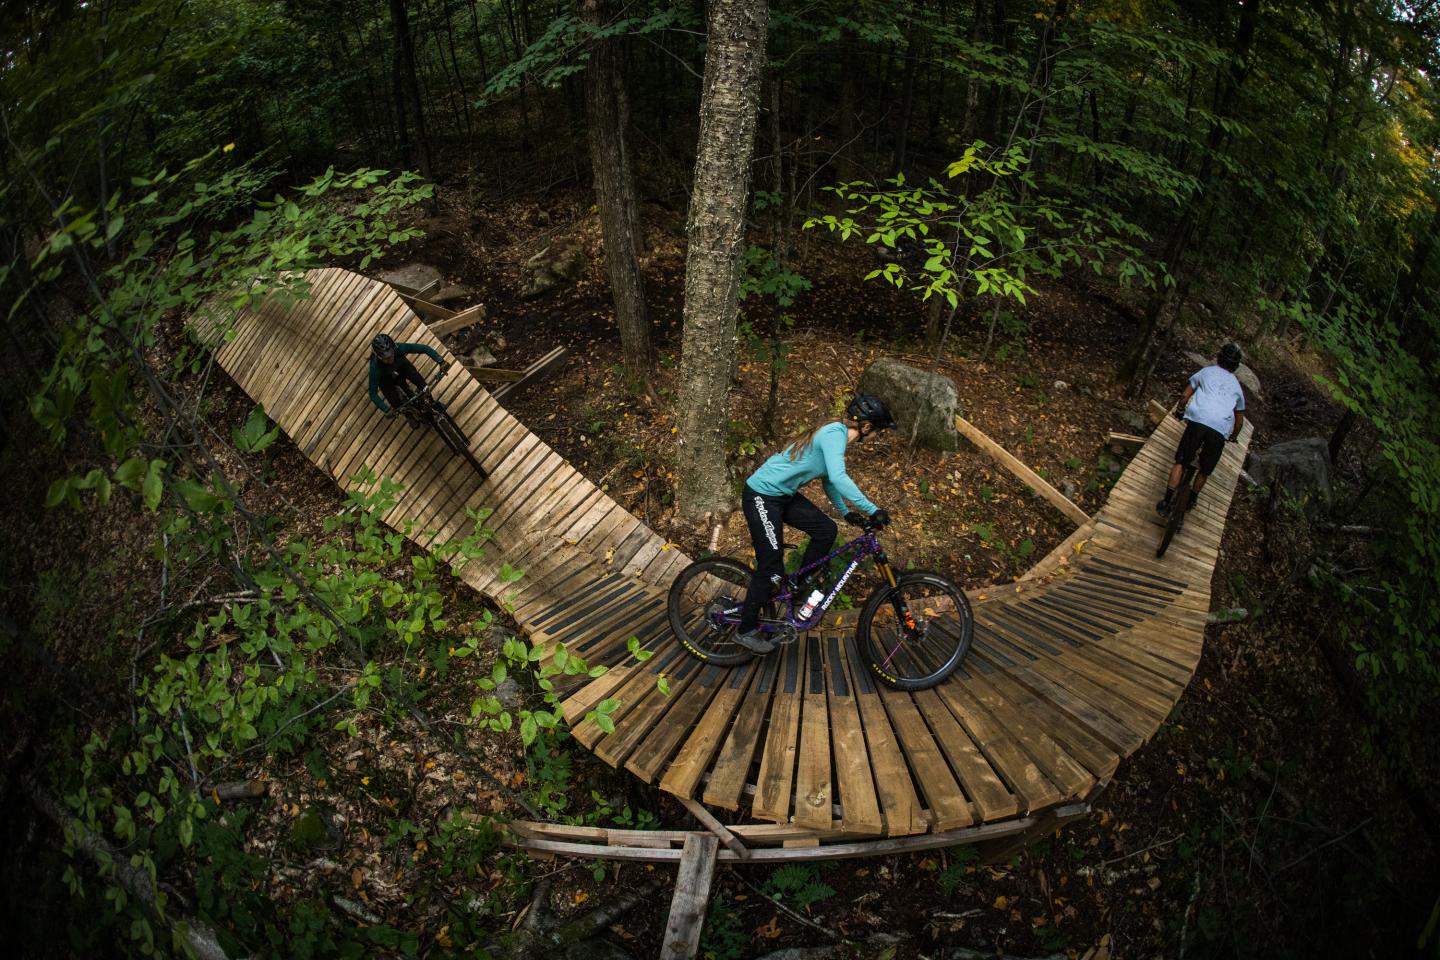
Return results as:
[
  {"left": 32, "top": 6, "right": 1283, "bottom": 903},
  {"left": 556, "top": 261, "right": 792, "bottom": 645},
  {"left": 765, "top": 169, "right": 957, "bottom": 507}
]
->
[{"left": 1157, "top": 342, "right": 1247, "bottom": 517}]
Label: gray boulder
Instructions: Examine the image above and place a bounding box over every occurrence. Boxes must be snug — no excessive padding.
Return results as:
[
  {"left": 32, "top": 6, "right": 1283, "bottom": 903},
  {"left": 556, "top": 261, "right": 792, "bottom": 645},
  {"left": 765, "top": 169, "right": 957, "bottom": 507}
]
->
[
  {"left": 521, "top": 245, "right": 587, "bottom": 300},
  {"left": 1247, "top": 437, "right": 1333, "bottom": 509},
  {"left": 856, "top": 358, "right": 963, "bottom": 452},
  {"left": 433, "top": 282, "right": 475, "bottom": 304},
  {"left": 1185, "top": 350, "right": 1263, "bottom": 399}
]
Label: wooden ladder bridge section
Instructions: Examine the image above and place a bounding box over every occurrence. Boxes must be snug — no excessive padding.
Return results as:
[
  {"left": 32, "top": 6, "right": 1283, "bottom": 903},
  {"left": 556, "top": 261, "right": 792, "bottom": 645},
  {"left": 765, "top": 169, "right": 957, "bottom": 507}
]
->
[{"left": 201, "top": 267, "right": 1252, "bottom": 866}]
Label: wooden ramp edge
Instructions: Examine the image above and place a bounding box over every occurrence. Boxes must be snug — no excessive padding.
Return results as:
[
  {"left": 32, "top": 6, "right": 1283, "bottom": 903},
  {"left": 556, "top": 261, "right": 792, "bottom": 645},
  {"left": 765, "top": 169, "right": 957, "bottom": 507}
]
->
[{"left": 201, "top": 268, "right": 1252, "bottom": 853}]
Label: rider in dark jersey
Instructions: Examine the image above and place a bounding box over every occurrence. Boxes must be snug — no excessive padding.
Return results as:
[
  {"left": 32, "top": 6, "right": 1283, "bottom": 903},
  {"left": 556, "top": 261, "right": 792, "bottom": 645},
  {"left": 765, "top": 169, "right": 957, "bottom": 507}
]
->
[{"left": 368, "top": 333, "right": 448, "bottom": 424}]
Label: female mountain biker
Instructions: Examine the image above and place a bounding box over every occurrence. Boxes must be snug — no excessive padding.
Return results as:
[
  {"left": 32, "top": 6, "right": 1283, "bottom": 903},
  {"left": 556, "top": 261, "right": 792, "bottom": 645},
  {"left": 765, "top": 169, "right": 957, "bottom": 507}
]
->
[{"left": 733, "top": 395, "right": 895, "bottom": 653}]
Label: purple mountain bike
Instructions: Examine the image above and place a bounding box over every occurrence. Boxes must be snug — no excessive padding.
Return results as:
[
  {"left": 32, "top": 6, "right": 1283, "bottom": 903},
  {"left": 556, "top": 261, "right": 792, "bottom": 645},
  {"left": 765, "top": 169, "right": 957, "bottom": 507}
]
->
[{"left": 666, "top": 517, "right": 973, "bottom": 690}]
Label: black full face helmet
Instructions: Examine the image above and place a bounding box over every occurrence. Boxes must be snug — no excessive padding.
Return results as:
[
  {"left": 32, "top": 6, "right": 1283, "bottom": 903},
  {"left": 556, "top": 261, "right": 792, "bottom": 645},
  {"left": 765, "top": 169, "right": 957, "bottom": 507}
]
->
[
  {"left": 1218, "top": 342, "right": 1243, "bottom": 371},
  {"left": 371, "top": 333, "right": 396, "bottom": 363},
  {"left": 846, "top": 394, "right": 896, "bottom": 432}
]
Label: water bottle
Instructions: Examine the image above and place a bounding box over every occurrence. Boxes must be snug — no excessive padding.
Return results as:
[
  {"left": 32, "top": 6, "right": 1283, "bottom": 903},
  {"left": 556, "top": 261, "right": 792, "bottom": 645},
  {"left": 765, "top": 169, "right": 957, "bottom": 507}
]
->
[{"left": 798, "top": 589, "right": 824, "bottom": 620}]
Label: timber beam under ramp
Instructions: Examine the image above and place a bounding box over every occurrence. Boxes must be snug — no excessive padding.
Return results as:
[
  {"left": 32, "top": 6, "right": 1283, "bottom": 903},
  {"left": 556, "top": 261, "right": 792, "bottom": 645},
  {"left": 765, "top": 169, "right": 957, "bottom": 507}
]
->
[{"left": 200, "top": 267, "right": 1252, "bottom": 862}]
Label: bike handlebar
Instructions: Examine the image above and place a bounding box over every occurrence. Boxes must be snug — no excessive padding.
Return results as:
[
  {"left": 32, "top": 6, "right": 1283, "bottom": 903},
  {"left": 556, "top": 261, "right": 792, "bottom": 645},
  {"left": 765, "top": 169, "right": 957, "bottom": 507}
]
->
[{"left": 388, "top": 366, "right": 450, "bottom": 416}]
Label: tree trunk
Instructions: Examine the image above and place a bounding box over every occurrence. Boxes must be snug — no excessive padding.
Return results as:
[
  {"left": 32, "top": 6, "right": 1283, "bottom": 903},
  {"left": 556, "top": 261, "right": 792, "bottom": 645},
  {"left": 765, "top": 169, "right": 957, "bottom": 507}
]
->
[
  {"left": 390, "top": 0, "right": 433, "bottom": 179},
  {"left": 891, "top": 25, "right": 921, "bottom": 175},
  {"left": 582, "top": 0, "right": 652, "bottom": 392},
  {"left": 676, "top": 0, "right": 770, "bottom": 521}
]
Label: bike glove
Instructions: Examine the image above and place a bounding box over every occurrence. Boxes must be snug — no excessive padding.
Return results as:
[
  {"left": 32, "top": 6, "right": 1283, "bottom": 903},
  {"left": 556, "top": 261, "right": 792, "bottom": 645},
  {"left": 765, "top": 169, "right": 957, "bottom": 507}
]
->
[
  {"left": 870, "top": 508, "right": 891, "bottom": 528},
  {"left": 844, "top": 511, "right": 867, "bottom": 527}
]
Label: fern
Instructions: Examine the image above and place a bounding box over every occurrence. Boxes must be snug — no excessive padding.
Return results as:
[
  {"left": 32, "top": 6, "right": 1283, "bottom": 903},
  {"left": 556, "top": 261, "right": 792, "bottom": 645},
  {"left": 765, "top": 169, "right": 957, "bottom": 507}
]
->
[
  {"left": 938, "top": 845, "right": 980, "bottom": 894},
  {"left": 764, "top": 863, "right": 836, "bottom": 910}
]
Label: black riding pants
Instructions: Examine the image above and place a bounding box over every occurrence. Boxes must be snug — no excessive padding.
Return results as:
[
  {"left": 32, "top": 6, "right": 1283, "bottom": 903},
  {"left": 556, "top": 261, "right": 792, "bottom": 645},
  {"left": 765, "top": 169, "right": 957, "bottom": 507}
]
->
[
  {"left": 1174, "top": 419, "right": 1225, "bottom": 476},
  {"left": 738, "top": 486, "right": 838, "bottom": 631}
]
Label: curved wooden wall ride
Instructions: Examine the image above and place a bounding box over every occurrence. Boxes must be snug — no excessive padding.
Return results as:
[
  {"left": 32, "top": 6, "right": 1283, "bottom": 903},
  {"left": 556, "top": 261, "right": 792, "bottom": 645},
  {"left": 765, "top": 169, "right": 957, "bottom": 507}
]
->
[{"left": 203, "top": 268, "right": 1251, "bottom": 854}]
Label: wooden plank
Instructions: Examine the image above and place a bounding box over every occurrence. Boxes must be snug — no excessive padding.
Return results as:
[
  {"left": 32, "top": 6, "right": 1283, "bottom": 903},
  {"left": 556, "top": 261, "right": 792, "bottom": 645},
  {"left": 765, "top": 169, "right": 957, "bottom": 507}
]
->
[
  {"left": 1106, "top": 432, "right": 1147, "bottom": 456},
  {"left": 594, "top": 652, "right": 705, "bottom": 766},
  {"left": 396, "top": 291, "right": 455, "bottom": 321},
  {"left": 824, "top": 635, "right": 883, "bottom": 835},
  {"left": 492, "top": 346, "right": 570, "bottom": 402},
  {"left": 752, "top": 643, "right": 804, "bottom": 824},
  {"left": 661, "top": 662, "right": 758, "bottom": 799},
  {"left": 934, "top": 679, "right": 1062, "bottom": 813},
  {"left": 846, "top": 635, "right": 926, "bottom": 836},
  {"left": 878, "top": 686, "right": 973, "bottom": 831},
  {"left": 912, "top": 687, "right": 1017, "bottom": 822},
  {"left": 660, "top": 834, "right": 719, "bottom": 960},
  {"left": 428, "top": 303, "right": 487, "bottom": 338},
  {"left": 954, "top": 415, "right": 1090, "bottom": 527},
  {"left": 461, "top": 363, "right": 526, "bottom": 382},
  {"left": 387, "top": 277, "right": 443, "bottom": 300},
  {"left": 793, "top": 636, "right": 835, "bottom": 832},
  {"left": 702, "top": 656, "right": 778, "bottom": 810},
  {"left": 678, "top": 797, "right": 750, "bottom": 859}
]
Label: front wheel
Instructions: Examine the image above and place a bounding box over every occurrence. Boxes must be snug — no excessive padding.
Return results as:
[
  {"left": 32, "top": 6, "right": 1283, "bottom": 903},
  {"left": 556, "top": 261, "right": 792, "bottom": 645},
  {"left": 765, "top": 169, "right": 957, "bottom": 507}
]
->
[
  {"left": 667, "top": 557, "right": 767, "bottom": 667},
  {"left": 432, "top": 405, "right": 488, "bottom": 481},
  {"left": 857, "top": 572, "right": 972, "bottom": 690}
]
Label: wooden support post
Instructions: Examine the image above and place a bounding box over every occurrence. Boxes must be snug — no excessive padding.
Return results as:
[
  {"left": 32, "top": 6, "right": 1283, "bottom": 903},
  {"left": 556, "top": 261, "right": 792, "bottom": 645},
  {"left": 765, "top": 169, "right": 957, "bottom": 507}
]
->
[
  {"left": 1018, "top": 519, "right": 1097, "bottom": 583},
  {"left": 397, "top": 293, "right": 456, "bottom": 322},
  {"left": 1105, "top": 432, "right": 1147, "bottom": 456},
  {"left": 429, "top": 304, "right": 487, "bottom": 338},
  {"left": 954, "top": 415, "right": 1090, "bottom": 527},
  {"left": 459, "top": 362, "right": 526, "bottom": 382},
  {"left": 661, "top": 834, "right": 719, "bottom": 959},
  {"left": 679, "top": 796, "right": 751, "bottom": 859},
  {"left": 492, "top": 346, "right": 570, "bottom": 403},
  {"left": 1147, "top": 399, "right": 1171, "bottom": 426}
]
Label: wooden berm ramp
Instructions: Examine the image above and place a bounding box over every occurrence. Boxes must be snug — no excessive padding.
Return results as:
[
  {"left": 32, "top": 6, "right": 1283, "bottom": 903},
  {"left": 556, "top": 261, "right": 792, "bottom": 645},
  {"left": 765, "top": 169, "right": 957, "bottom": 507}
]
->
[{"left": 199, "top": 268, "right": 1252, "bottom": 859}]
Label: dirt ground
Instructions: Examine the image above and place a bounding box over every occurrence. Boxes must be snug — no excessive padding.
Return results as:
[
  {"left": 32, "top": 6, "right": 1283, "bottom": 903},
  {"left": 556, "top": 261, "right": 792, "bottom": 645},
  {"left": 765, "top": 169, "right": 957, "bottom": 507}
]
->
[{"left": 5, "top": 182, "right": 1431, "bottom": 959}]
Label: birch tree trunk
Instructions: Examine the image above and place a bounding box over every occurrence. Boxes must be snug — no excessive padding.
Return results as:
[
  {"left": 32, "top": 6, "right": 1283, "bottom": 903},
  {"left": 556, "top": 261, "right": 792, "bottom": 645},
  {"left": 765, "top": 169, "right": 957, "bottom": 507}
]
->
[
  {"left": 675, "top": 0, "right": 770, "bottom": 521},
  {"left": 582, "top": 0, "right": 652, "bottom": 392}
]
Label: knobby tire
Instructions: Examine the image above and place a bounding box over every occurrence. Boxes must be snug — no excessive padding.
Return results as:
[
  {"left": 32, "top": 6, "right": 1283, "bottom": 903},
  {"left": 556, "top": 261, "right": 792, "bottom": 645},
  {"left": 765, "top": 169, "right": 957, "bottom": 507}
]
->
[
  {"left": 667, "top": 556, "right": 767, "bottom": 667},
  {"left": 857, "top": 572, "right": 972, "bottom": 690},
  {"left": 1156, "top": 468, "right": 1193, "bottom": 559}
]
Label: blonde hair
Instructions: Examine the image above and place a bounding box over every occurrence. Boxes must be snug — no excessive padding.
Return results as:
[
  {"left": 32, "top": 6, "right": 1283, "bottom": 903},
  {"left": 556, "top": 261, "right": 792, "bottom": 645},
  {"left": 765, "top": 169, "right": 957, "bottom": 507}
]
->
[{"left": 781, "top": 417, "right": 846, "bottom": 461}]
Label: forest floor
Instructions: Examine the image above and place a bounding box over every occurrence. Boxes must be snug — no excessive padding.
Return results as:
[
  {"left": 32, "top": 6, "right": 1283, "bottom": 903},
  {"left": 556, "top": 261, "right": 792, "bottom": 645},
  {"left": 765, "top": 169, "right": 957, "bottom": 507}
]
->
[{"left": 3, "top": 182, "right": 1433, "bottom": 959}]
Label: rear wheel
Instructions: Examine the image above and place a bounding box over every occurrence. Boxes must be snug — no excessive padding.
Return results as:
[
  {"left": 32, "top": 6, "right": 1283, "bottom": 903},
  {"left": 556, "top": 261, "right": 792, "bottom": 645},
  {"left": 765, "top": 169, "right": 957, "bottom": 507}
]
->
[
  {"left": 857, "top": 572, "right": 972, "bottom": 690},
  {"left": 1156, "top": 468, "right": 1193, "bottom": 558},
  {"left": 667, "top": 557, "right": 769, "bottom": 666}
]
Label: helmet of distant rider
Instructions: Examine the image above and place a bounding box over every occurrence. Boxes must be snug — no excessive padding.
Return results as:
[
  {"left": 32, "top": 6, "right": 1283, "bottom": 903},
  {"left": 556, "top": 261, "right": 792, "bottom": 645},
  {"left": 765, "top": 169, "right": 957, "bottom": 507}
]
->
[
  {"left": 845, "top": 394, "right": 896, "bottom": 431},
  {"left": 1217, "top": 342, "right": 1243, "bottom": 371},
  {"left": 371, "top": 333, "right": 397, "bottom": 363}
]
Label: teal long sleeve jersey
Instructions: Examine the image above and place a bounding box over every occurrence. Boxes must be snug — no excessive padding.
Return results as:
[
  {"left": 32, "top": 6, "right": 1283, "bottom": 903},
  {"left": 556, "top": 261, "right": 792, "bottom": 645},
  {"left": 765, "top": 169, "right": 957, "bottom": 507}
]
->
[{"left": 745, "top": 422, "right": 878, "bottom": 516}]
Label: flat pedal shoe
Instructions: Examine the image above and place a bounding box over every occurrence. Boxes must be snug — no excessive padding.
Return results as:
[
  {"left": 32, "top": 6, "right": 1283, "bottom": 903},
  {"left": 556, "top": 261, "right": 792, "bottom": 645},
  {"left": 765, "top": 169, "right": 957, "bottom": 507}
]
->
[{"left": 733, "top": 628, "right": 775, "bottom": 654}]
